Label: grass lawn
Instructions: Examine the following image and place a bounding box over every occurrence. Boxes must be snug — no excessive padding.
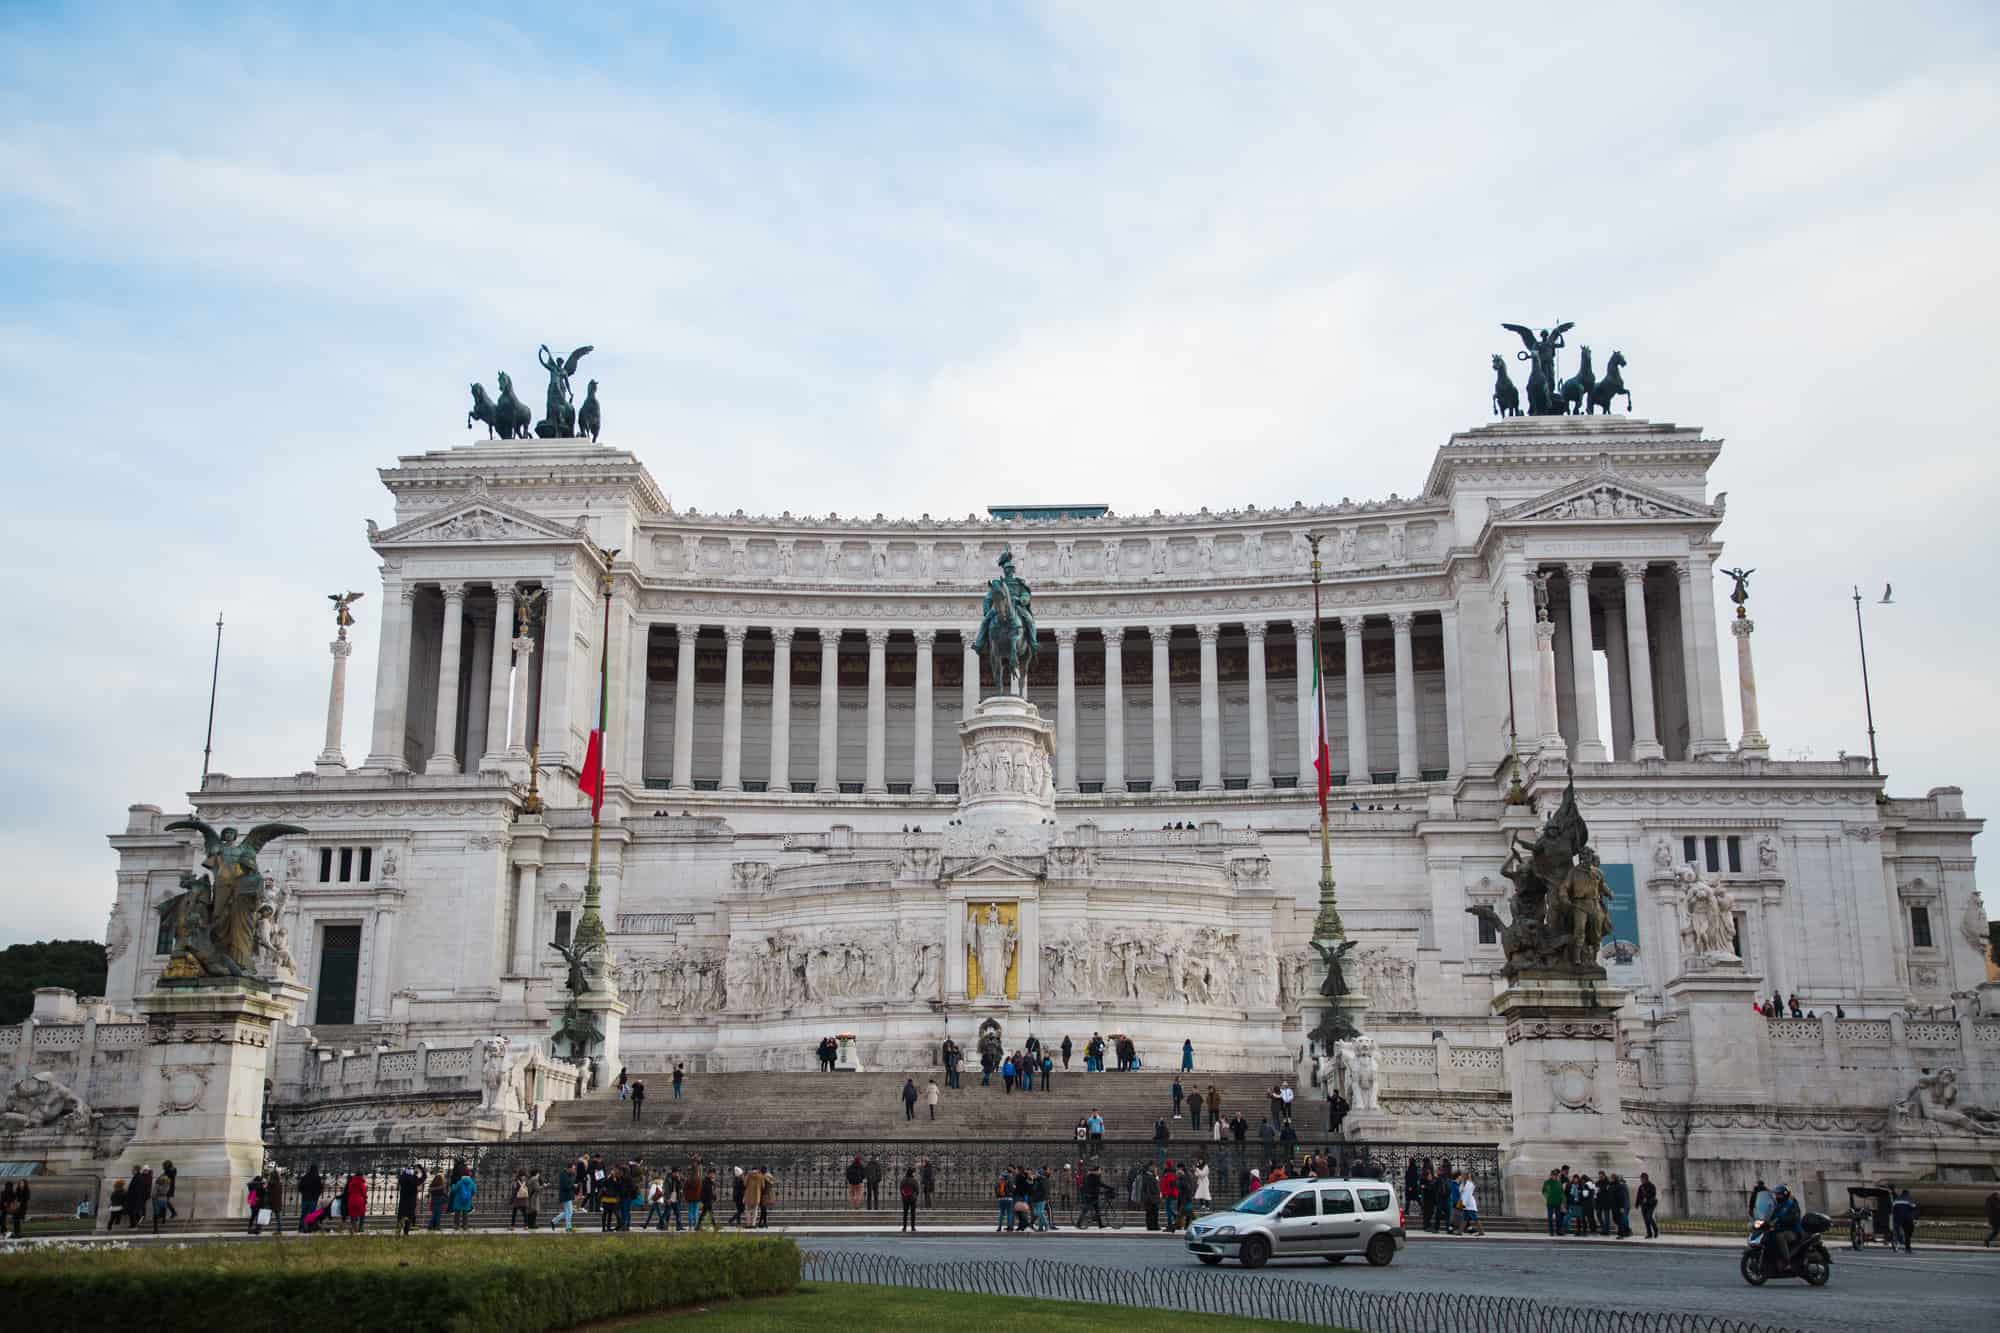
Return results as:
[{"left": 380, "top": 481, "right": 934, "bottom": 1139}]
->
[{"left": 611, "top": 1283, "right": 1346, "bottom": 1330}]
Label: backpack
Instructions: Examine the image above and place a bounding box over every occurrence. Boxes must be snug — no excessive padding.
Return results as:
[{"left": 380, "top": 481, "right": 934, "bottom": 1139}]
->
[{"left": 901, "top": 1181, "right": 915, "bottom": 1202}]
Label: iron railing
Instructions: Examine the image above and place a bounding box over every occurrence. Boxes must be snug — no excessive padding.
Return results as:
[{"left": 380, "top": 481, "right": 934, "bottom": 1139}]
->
[
  {"left": 260, "top": 1137, "right": 1504, "bottom": 1222},
  {"left": 800, "top": 1253, "right": 1796, "bottom": 1333}
]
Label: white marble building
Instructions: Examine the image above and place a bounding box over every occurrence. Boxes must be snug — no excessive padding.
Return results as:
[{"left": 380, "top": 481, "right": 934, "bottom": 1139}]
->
[{"left": 94, "top": 415, "right": 1997, "bottom": 1200}]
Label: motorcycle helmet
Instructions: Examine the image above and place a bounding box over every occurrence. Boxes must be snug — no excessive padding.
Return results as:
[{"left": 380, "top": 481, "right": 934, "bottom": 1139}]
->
[{"left": 1773, "top": 1184, "right": 1791, "bottom": 1197}]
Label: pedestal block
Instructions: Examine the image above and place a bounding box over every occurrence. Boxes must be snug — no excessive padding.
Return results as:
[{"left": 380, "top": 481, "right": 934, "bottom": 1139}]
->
[
  {"left": 1494, "top": 974, "right": 1629, "bottom": 1215},
  {"left": 1664, "top": 962, "right": 1770, "bottom": 1104},
  {"left": 109, "top": 979, "right": 305, "bottom": 1228},
  {"left": 574, "top": 990, "right": 628, "bottom": 1090}
]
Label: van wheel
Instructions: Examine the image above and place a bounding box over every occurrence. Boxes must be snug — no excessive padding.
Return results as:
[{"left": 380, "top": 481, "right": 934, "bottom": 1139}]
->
[
  {"left": 1323, "top": 1254, "right": 1346, "bottom": 1263},
  {"left": 1197, "top": 1254, "right": 1222, "bottom": 1266},
  {"left": 1239, "top": 1236, "right": 1270, "bottom": 1269},
  {"left": 1365, "top": 1234, "right": 1396, "bottom": 1267}
]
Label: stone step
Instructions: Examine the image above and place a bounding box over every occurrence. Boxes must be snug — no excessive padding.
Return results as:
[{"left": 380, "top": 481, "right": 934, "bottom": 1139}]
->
[{"left": 539, "top": 1069, "right": 1300, "bottom": 1143}]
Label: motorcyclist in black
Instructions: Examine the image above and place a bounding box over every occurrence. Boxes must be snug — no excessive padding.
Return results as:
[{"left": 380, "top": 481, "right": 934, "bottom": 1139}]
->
[{"left": 1768, "top": 1183, "right": 1804, "bottom": 1271}]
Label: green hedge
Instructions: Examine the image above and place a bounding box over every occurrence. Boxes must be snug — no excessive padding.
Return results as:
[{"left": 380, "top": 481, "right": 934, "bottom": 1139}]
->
[{"left": 0, "top": 1233, "right": 799, "bottom": 1333}]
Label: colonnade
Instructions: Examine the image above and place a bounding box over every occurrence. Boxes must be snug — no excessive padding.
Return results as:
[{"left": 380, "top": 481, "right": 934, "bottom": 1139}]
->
[{"left": 654, "top": 613, "right": 1462, "bottom": 796}]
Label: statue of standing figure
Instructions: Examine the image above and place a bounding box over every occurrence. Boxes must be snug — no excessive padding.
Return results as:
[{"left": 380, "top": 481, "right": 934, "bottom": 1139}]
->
[{"left": 1502, "top": 321, "right": 1573, "bottom": 416}]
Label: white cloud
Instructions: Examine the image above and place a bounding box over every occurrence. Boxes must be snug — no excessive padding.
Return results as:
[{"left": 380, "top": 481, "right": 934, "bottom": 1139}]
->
[{"left": 2, "top": 4, "right": 1996, "bottom": 944}]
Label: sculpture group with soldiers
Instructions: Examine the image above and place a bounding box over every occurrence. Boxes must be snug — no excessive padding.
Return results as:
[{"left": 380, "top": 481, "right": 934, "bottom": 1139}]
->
[
  {"left": 469, "top": 343, "right": 602, "bottom": 442},
  {"left": 1492, "top": 320, "right": 1632, "bottom": 417},
  {"left": 1466, "top": 781, "right": 1616, "bottom": 977}
]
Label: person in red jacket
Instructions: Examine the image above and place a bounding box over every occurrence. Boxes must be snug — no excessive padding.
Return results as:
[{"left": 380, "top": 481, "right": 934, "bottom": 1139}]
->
[
  {"left": 344, "top": 1172, "right": 369, "bottom": 1233},
  {"left": 1161, "top": 1159, "right": 1182, "bottom": 1231}
]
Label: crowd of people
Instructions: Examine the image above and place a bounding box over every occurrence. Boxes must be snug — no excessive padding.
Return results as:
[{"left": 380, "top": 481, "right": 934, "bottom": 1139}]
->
[{"left": 1536, "top": 1166, "right": 1649, "bottom": 1239}]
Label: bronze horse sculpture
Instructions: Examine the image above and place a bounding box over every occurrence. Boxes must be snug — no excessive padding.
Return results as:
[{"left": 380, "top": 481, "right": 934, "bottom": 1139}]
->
[
  {"left": 468, "top": 373, "right": 533, "bottom": 439},
  {"left": 1491, "top": 354, "right": 1521, "bottom": 417},
  {"left": 1560, "top": 345, "right": 1596, "bottom": 415},
  {"left": 1587, "top": 350, "right": 1631, "bottom": 414}
]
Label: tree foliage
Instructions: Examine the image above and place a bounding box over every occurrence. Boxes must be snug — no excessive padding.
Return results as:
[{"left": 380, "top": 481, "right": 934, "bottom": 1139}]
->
[{"left": 0, "top": 940, "right": 109, "bottom": 1024}]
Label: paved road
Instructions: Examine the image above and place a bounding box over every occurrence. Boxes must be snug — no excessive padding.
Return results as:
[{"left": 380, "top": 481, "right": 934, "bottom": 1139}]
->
[{"left": 800, "top": 1231, "right": 1998, "bottom": 1333}]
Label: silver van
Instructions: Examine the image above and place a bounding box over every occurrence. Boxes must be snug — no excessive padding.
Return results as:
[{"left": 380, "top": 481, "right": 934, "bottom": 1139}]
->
[{"left": 1186, "top": 1177, "right": 1404, "bottom": 1268}]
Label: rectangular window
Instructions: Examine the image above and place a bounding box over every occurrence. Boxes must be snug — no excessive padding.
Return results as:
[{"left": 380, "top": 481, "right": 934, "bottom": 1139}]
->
[
  {"left": 313, "top": 924, "right": 363, "bottom": 1025},
  {"left": 1725, "top": 836, "right": 1742, "bottom": 874},
  {"left": 337, "top": 848, "right": 354, "bottom": 883},
  {"left": 358, "top": 848, "right": 372, "bottom": 882},
  {"left": 155, "top": 905, "right": 176, "bottom": 956},
  {"left": 1730, "top": 912, "right": 1744, "bottom": 958},
  {"left": 1704, "top": 836, "right": 1721, "bottom": 873},
  {"left": 1910, "top": 904, "right": 1934, "bottom": 949},
  {"left": 554, "top": 910, "right": 573, "bottom": 949},
  {"left": 1318, "top": 1188, "right": 1355, "bottom": 1216},
  {"left": 1683, "top": 836, "right": 1697, "bottom": 865},
  {"left": 318, "top": 848, "right": 334, "bottom": 883},
  {"left": 1358, "top": 1188, "right": 1393, "bottom": 1214},
  {"left": 1476, "top": 914, "right": 1498, "bottom": 946}
]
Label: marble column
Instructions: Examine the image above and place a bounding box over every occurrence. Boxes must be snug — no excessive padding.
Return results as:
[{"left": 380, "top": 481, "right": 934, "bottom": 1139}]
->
[
  {"left": 481, "top": 585, "right": 517, "bottom": 771},
  {"left": 816, "top": 628, "right": 842, "bottom": 793},
  {"left": 621, "top": 616, "right": 648, "bottom": 785},
  {"left": 316, "top": 635, "right": 353, "bottom": 773},
  {"left": 1102, "top": 628, "right": 1126, "bottom": 793},
  {"left": 1245, "top": 621, "right": 1272, "bottom": 791},
  {"left": 1055, "top": 628, "right": 1079, "bottom": 793},
  {"left": 913, "top": 629, "right": 936, "bottom": 795},
  {"left": 768, "top": 628, "right": 793, "bottom": 793},
  {"left": 962, "top": 635, "right": 980, "bottom": 716},
  {"left": 1565, "top": 564, "right": 1606, "bottom": 761},
  {"left": 1440, "top": 607, "right": 1466, "bottom": 776},
  {"left": 1292, "top": 619, "right": 1317, "bottom": 783},
  {"left": 366, "top": 908, "right": 398, "bottom": 1023},
  {"left": 1758, "top": 892, "right": 1786, "bottom": 995},
  {"left": 1732, "top": 616, "right": 1769, "bottom": 754},
  {"left": 864, "top": 628, "right": 888, "bottom": 794},
  {"left": 510, "top": 848, "right": 542, "bottom": 976},
  {"left": 507, "top": 633, "right": 535, "bottom": 759},
  {"left": 1675, "top": 561, "right": 1705, "bottom": 761},
  {"left": 1688, "top": 549, "right": 1729, "bottom": 754},
  {"left": 1341, "top": 616, "right": 1369, "bottom": 782},
  {"left": 1197, "top": 623, "right": 1222, "bottom": 792},
  {"left": 463, "top": 607, "right": 495, "bottom": 765},
  {"left": 671, "top": 622, "right": 698, "bottom": 792},
  {"left": 720, "top": 625, "right": 747, "bottom": 792},
  {"left": 538, "top": 575, "right": 574, "bottom": 770},
  {"left": 1620, "top": 562, "right": 1665, "bottom": 759},
  {"left": 1534, "top": 613, "right": 1565, "bottom": 757},
  {"left": 1602, "top": 593, "right": 1632, "bottom": 761},
  {"left": 1391, "top": 611, "right": 1420, "bottom": 780},
  {"left": 426, "top": 583, "right": 467, "bottom": 775},
  {"left": 364, "top": 581, "right": 415, "bottom": 770},
  {"left": 1150, "top": 626, "right": 1174, "bottom": 791}
]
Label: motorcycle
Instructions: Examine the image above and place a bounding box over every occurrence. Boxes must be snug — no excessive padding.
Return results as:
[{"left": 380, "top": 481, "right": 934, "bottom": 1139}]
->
[{"left": 1740, "top": 1213, "right": 1832, "bottom": 1286}]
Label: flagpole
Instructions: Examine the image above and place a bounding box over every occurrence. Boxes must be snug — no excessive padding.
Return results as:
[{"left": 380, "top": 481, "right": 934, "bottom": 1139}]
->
[
  {"left": 1308, "top": 534, "right": 1341, "bottom": 942},
  {"left": 573, "top": 557, "right": 618, "bottom": 961},
  {"left": 199, "top": 612, "right": 224, "bottom": 788}
]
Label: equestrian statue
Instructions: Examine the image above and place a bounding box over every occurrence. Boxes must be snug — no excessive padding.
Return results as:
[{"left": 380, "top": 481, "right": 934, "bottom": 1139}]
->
[
  {"left": 971, "top": 546, "right": 1038, "bottom": 696},
  {"left": 1491, "top": 322, "right": 1635, "bottom": 417}
]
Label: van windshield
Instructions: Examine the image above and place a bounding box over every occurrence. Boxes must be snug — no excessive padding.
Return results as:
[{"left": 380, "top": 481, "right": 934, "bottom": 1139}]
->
[{"left": 1234, "top": 1187, "right": 1289, "bottom": 1215}]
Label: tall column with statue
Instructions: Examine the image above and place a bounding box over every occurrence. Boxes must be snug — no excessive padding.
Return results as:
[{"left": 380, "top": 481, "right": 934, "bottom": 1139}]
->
[{"left": 316, "top": 592, "right": 364, "bottom": 773}]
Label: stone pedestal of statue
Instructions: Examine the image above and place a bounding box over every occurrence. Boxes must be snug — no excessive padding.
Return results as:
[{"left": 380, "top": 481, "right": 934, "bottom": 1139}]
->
[
  {"left": 1493, "top": 972, "right": 1630, "bottom": 1215},
  {"left": 573, "top": 989, "right": 628, "bottom": 1090},
  {"left": 1664, "top": 957, "right": 1770, "bottom": 1104},
  {"left": 106, "top": 978, "right": 306, "bottom": 1229}
]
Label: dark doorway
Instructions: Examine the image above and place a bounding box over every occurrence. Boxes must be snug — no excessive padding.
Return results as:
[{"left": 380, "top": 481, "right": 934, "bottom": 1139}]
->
[{"left": 314, "top": 924, "right": 362, "bottom": 1025}]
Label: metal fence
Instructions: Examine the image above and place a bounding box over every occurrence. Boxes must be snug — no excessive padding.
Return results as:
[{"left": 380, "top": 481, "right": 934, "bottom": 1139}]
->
[
  {"left": 800, "top": 1253, "right": 1795, "bottom": 1333},
  {"left": 261, "top": 1136, "right": 1504, "bottom": 1222}
]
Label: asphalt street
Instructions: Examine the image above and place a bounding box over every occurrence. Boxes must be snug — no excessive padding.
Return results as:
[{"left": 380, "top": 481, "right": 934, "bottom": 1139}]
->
[{"left": 799, "top": 1231, "right": 1998, "bottom": 1333}]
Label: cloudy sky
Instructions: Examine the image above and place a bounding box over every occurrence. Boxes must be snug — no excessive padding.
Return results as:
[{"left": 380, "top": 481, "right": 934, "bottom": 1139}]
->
[{"left": 3, "top": 3, "right": 1996, "bottom": 945}]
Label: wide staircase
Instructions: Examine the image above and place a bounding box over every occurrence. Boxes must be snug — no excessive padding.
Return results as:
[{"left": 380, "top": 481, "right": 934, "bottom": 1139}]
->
[{"left": 540, "top": 1068, "right": 1292, "bottom": 1144}]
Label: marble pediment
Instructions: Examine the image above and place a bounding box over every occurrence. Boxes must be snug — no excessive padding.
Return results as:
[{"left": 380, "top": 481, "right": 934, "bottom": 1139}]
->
[
  {"left": 368, "top": 490, "right": 587, "bottom": 548},
  {"left": 1496, "top": 474, "right": 1718, "bottom": 525},
  {"left": 939, "top": 851, "right": 1046, "bottom": 885}
]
